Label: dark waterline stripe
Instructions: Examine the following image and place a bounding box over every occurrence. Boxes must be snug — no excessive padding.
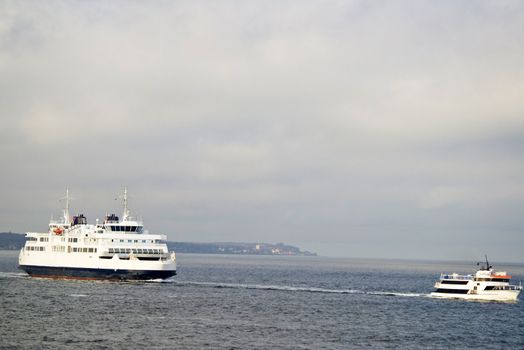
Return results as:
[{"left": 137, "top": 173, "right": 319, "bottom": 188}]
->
[{"left": 18, "top": 264, "right": 176, "bottom": 281}]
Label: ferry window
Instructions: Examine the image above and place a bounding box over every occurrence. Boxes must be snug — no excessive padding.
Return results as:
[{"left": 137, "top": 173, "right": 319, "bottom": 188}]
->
[
  {"left": 137, "top": 249, "right": 142, "bottom": 254},
  {"left": 83, "top": 248, "right": 87, "bottom": 253},
  {"left": 134, "top": 240, "right": 138, "bottom": 243},
  {"left": 120, "top": 240, "right": 124, "bottom": 243},
  {"left": 132, "top": 249, "right": 137, "bottom": 254},
  {"left": 126, "top": 248, "right": 131, "bottom": 253},
  {"left": 88, "top": 248, "right": 94, "bottom": 253},
  {"left": 148, "top": 249, "right": 153, "bottom": 254},
  {"left": 94, "top": 248, "right": 97, "bottom": 252},
  {"left": 128, "top": 240, "right": 132, "bottom": 243},
  {"left": 109, "top": 248, "right": 114, "bottom": 253},
  {"left": 142, "top": 240, "right": 146, "bottom": 243}
]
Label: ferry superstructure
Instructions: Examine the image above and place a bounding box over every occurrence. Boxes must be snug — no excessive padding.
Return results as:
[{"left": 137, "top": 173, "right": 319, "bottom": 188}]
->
[
  {"left": 431, "top": 257, "right": 522, "bottom": 301},
  {"left": 18, "top": 188, "right": 176, "bottom": 280}
]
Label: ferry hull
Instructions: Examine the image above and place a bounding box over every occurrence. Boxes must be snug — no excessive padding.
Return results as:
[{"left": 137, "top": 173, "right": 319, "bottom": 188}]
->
[{"left": 19, "top": 264, "right": 176, "bottom": 281}]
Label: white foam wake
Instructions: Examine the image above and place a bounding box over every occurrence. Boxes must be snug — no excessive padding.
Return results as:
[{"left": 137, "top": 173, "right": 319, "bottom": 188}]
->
[
  {"left": 0, "top": 271, "right": 29, "bottom": 279},
  {"left": 172, "top": 280, "right": 428, "bottom": 298}
]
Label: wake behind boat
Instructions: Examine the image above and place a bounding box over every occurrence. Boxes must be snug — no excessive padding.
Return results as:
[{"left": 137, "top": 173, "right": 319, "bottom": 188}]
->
[
  {"left": 431, "top": 256, "right": 522, "bottom": 301},
  {"left": 18, "top": 188, "right": 176, "bottom": 281}
]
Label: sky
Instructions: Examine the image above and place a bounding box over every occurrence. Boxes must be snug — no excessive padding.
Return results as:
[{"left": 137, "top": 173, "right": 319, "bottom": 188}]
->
[{"left": 1, "top": 0, "right": 523, "bottom": 262}]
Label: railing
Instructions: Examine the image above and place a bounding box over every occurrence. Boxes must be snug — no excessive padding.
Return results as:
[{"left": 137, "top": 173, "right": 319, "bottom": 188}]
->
[{"left": 440, "top": 273, "right": 474, "bottom": 281}]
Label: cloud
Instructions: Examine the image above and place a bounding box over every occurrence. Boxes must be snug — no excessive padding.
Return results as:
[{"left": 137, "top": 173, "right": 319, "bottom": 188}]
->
[{"left": 1, "top": 0, "right": 524, "bottom": 261}]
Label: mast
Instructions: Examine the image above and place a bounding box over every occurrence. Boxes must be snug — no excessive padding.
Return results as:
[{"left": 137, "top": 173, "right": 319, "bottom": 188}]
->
[
  {"left": 485, "top": 255, "right": 491, "bottom": 270},
  {"left": 60, "top": 188, "right": 71, "bottom": 225},
  {"left": 123, "top": 187, "right": 130, "bottom": 221}
]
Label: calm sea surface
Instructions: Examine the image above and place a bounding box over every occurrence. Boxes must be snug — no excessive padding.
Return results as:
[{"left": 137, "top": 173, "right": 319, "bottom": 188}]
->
[{"left": 1, "top": 251, "right": 523, "bottom": 349}]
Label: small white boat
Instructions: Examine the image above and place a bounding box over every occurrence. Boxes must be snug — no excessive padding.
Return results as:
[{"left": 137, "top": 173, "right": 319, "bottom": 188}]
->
[{"left": 431, "top": 257, "right": 522, "bottom": 301}]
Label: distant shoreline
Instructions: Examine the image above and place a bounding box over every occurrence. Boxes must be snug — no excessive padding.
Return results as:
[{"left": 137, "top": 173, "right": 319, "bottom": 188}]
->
[{"left": 0, "top": 232, "right": 317, "bottom": 256}]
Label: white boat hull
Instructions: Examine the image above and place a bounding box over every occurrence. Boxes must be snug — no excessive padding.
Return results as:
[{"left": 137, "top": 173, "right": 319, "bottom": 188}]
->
[
  {"left": 431, "top": 290, "right": 520, "bottom": 302},
  {"left": 19, "top": 249, "right": 176, "bottom": 280}
]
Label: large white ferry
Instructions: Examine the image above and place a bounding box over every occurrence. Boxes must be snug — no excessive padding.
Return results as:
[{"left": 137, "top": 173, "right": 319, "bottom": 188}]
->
[
  {"left": 18, "top": 188, "right": 176, "bottom": 280},
  {"left": 431, "top": 257, "right": 522, "bottom": 301}
]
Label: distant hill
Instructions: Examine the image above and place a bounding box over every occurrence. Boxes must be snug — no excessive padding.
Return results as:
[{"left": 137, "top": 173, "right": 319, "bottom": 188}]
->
[
  {"left": 0, "top": 232, "right": 316, "bottom": 256},
  {"left": 0, "top": 232, "right": 25, "bottom": 250},
  {"left": 167, "top": 241, "right": 316, "bottom": 256}
]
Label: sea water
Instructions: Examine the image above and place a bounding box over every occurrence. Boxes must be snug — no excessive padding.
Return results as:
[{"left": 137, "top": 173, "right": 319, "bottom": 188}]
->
[{"left": 1, "top": 251, "right": 523, "bottom": 349}]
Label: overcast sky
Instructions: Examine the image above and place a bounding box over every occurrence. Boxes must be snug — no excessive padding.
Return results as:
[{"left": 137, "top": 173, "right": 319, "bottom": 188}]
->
[{"left": 1, "top": 1, "right": 523, "bottom": 262}]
